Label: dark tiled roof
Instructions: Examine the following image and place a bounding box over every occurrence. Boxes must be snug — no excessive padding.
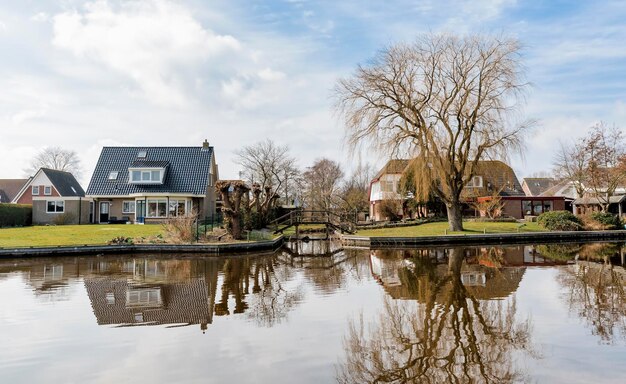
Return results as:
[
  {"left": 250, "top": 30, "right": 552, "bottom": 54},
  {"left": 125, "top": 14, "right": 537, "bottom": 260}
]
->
[
  {"left": 523, "top": 178, "right": 557, "bottom": 196},
  {"left": 86, "top": 147, "right": 213, "bottom": 196},
  {"left": 0, "top": 179, "right": 28, "bottom": 202},
  {"left": 41, "top": 168, "right": 85, "bottom": 197},
  {"left": 130, "top": 160, "right": 170, "bottom": 168}
]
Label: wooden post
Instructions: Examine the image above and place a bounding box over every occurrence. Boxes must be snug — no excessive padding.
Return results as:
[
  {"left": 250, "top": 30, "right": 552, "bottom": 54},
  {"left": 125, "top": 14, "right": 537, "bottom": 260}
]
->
[{"left": 295, "top": 225, "right": 299, "bottom": 240}]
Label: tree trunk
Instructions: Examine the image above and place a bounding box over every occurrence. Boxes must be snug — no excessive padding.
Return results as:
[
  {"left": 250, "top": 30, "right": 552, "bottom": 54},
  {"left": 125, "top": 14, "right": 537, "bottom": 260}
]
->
[
  {"left": 230, "top": 212, "right": 243, "bottom": 239},
  {"left": 446, "top": 202, "right": 464, "bottom": 232}
]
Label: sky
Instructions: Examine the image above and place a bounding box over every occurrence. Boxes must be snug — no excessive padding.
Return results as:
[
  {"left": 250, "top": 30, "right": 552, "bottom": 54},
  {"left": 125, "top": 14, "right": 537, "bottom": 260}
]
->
[{"left": 1, "top": 0, "right": 625, "bottom": 186}]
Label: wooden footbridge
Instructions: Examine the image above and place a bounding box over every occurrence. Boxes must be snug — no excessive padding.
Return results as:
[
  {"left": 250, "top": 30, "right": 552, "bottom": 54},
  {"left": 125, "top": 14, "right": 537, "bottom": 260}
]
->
[{"left": 270, "top": 210, "right": 357, "bottom": 235}]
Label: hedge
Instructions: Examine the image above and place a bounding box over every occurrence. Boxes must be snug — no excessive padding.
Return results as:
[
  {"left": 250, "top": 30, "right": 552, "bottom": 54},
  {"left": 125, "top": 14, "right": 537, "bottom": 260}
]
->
[
  {"left": 0, "top": 203, "right": 32, "bottom": 227},
  {"left": 537, "top": 210, "right": 582, "bottom": 231}
]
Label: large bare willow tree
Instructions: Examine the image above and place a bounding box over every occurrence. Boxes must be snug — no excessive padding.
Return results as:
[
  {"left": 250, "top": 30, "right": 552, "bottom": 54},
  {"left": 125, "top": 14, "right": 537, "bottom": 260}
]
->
[{"left": 336, "top": 34, "right": 532, "bottom": 230}]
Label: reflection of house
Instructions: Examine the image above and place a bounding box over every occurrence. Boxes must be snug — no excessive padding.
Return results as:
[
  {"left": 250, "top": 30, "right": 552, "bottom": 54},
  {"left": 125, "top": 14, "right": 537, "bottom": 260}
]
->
[
  {"left": 84, "top": 258, "right": 219, "bottom": 331},
  {"left": 86, "top": 141, "right": 219, "bottom": 224},
  {"left": 85, "top": 277, "right": 215, "bottom": 328},
  {"left": 12, "top": 168, "right": 89, "bottom": 224},
  {"left": 368, "top": 247, "right": 529, "bottom": 301}
]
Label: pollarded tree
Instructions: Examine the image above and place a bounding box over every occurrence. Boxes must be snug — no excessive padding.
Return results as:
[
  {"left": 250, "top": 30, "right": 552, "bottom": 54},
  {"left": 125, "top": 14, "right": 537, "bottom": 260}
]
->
[
  {"left": 216, "top": 180, "right": 250, "bottom": 240},
  {"left": 336, "top": 33, "right": 532, "bottom": 231}
]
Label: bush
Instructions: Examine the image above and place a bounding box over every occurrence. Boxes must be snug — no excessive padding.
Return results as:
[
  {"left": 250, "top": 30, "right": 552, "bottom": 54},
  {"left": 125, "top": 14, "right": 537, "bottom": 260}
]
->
[
  {"left": 0, "top": 203, "right": 32, "bottom": 227},
  {"left": 537, "top": 210, "right": 582, "bottom": 231},
  {"left": 53, "top": 212, "right": 76, "bottom": 225},
  {"left": 589, "top": 211, "right": 622, "bottom": 230},
  {"left": 378, "top": 199, "right": 402, "bottom": 221},
  {"left": 162, "top": 212, "right": 197, "bottom": 243}
]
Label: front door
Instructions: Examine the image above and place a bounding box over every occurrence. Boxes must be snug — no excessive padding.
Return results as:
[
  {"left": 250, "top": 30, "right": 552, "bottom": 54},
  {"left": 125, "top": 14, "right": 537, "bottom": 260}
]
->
[
  {"left": 136, "top": 200, "right": 146, "bottom": 224},
  {"left": 99, "top": 202, "right": 110, "bottom": 223}
]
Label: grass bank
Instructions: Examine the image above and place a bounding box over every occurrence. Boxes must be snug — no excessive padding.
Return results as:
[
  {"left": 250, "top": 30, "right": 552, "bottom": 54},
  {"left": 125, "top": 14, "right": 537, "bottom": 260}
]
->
[
  {"left": 357, "top": 221, "right": 543, "bottom": 237},
  {"left": 0, "top": 225, "right": 163, "bottom": 247}
]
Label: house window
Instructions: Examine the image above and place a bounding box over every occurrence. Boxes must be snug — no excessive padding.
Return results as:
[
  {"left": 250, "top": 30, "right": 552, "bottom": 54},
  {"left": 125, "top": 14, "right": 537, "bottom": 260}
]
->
[
  {"left": 129, "top": 169, "right": 163, "bottom": 184},
  {"left": 137, "top": 150, "right": 147, "bottom": 158},
  {"left": 46, "top": 201, "right": 64, "bottom": 213},
  {"left": 44, "top": 186, "right": 51, "bottom": 195},
  {"left": 381, "top": 181, "right": 395, "bottom": 192},
  {"left": 169, "top": 200, "right": 187, "bottom": 217},
  {"left": 543, "top": 200, "right": 553, "bottom": 212},
  {"left": 32, "top": 186, "right": 39, "bottom": 195},
  {"left": 108, "top": 171, "right": 119, "bottom": 180},
  {"left": 122, "top": 201, "right": 136, "bottom": 214},
  {"left": 146, "top": 199, "right": 167, "bottom": 217},
  {"left": 466, "top": 176, "right": 483, "bottom": 188},
  {"left": 522, "top": 200, "right": 532, "bottom": 215}
]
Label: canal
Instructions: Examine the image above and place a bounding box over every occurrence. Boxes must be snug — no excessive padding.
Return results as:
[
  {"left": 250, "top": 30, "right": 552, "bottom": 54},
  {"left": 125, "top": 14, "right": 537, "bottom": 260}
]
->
[{"left": 1, "top": 241, "right": 625, "bottom": 383}]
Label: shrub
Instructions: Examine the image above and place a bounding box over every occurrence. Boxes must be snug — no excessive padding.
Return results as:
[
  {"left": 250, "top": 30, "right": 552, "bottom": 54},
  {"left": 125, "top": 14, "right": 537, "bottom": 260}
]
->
[
  {"left": 108, "top": 236, "right": 134, "bottom": 245},
  {"left": 162, "top": 212, "right": 197, "bottom": 243},
  {"left": 378, "top": 199, "right": 402, "bottom": 222},
  {"left": 536, "top": 244, "right": 581, "bottom": 261},
  {"left": 0, "top": 203, "right": 32, "bottom": 227},
  {"left": 53, "top": 212, "right": 76, "bottom": 225},
  {"left": 589, "top": 211, "right": 622, "bottom": 230},
  {"left": 537, "top": 210, "right": 582, "bottom": 231}
]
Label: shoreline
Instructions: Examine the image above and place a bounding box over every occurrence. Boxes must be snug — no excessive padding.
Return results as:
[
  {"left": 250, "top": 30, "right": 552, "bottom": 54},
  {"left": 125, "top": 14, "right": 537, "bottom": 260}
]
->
[
  {"left": 0, "top": 236, "right": 285, "bottom": 258},
  {"left": 342, "top": 230, "right": 626, "bottom": 248}
]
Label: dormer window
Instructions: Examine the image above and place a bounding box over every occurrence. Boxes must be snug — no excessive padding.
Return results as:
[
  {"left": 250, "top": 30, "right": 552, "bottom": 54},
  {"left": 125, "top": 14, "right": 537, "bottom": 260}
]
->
[
  {"left": 137, "top": 150, "right": 147, "bottom": 158},
  {"left": 129, "top": 168, "right": 165, "bottom": 184},
  {"left": 108, "top": 171, "right": 119, "bottom": 180}
]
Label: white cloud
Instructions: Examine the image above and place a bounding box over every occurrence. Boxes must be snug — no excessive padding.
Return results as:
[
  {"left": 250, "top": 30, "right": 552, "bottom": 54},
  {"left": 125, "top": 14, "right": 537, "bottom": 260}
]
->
[
  {"left": 52, "top": 0, "right": 241, "bottom": 106},
  {"left": 31, "top": 12, "right": 49, "bottom": 22}
]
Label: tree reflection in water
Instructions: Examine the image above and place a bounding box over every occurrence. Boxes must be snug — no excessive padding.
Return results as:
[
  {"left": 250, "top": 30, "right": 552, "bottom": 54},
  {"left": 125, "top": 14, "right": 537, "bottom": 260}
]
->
[
  {"left": 214, "top": 255, "right": 305, "bottom": 327},
  {"left": 338, "top": 247, "right": 536, "bottom": 384},
  {"left": 557, "top": 243, "right": 626, "bottom": 344}
]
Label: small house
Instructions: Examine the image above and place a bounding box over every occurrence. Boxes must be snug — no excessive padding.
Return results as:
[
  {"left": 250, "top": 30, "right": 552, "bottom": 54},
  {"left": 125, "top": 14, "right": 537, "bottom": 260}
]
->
[
  {"left": 86, "top": 141, "right": 218, "bottom": 224},
  {"left": 12, "top": 168, "right": 89, "bottom": 225}
]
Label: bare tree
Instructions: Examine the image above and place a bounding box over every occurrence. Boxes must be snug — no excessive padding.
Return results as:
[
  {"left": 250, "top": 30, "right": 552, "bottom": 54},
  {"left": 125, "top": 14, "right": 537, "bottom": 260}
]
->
[
  {"left": 26, "top": 146, "right": 81, "bottom": 176},
  {"left": 338, "top": 161, "right": 374, "bottom": 213},
  {"left": 554, "top": 122, "right": 626, "bottom": 210},
  {"left": 303, "top": 158, "right": 344, "bottom": 211},
  {"left": 335, "top": 33, "right": 532, "bottom": 231},
  {"left": 235, "top": 140, "right": 300, "bottom": 206}
]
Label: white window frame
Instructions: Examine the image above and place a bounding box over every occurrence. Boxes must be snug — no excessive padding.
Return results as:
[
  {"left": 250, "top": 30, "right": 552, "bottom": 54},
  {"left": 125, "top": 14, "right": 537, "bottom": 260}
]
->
[
  {"left": 32, "top": 186, "right": 39, "bottom": 195},
  {"left": 122, "top": 200, "right": 136, "bottom": 214},
  {"left": 128, "top": 168, "right": 164, "bottom": 184},
  {"left": 46, "top": 200, "right": 65, "bottom": 213},
  {"left": 44, "top": 186, "right": 52, "bottom": 195},
  {"left": 146, "top": 199, "right": 167, "bottom": 218},
  {"left": 466, "top": 176, "right": 484, "bottom": 188},
  {"left": 168, "top": 199, "right": 188, "bottom": 217}
]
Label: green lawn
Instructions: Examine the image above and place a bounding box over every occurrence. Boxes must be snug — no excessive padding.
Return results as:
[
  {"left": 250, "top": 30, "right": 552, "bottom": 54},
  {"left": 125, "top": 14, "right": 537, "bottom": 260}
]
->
[
  {"left": 0, "top": 225, "right": 164, "bottom": 247},
  {"left": 357, "top": 221, "right": 544, "bottom": 237}
]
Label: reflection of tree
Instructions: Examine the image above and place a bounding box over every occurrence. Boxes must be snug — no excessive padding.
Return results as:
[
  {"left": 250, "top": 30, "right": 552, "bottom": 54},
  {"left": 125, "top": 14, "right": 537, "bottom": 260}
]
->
[
  {"left": 214, "top": 255, "right": 304, "bottom": 327},
  {"left": 558, "top": 260, "right": 626, "bottom": 344},
  {"left": 535, "top": 243, "right": 581, "bottom": 261},
  {"left": 338, "top": 248, "right": 535, "bottom": 384}
]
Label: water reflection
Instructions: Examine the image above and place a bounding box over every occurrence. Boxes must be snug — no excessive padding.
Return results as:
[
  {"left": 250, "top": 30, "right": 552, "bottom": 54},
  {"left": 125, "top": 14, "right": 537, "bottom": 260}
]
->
[
  {"left": 1, "top": 242, "right": 626, "bottom": 383},
  {"left": 339, "top": 247, "right": 538, "bottom": 384}
]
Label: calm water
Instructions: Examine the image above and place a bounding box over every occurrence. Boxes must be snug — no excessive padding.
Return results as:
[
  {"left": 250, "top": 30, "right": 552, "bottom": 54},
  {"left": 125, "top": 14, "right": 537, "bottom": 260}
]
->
[{"left": 1, "top": 241, "right": 626, "bottom": 383}]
